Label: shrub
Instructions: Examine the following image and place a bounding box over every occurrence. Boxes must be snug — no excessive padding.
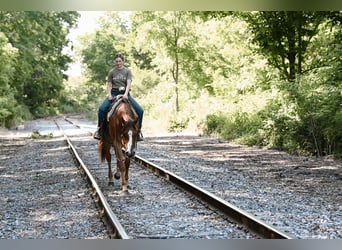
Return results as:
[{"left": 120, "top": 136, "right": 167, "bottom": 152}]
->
[
  {"left": 168, "top": 116, "right": 189, "bottom": 132},
  {"left": 204, "top": 111, "right": 264, "bottom": 144}
]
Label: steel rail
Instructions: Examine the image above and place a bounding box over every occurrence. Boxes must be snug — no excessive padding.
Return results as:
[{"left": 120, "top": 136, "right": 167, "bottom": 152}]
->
[
  {"left": 134, "top": 155, "right": 295, "bottom": 239},
  {"left": 54, "top": 120, "right": 129, "bottom": 239}
]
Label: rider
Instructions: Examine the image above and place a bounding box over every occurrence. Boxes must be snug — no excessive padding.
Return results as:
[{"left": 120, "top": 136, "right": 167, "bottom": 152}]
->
[{"left": 93, "top": 53, "right": 144, "bottom": 141}]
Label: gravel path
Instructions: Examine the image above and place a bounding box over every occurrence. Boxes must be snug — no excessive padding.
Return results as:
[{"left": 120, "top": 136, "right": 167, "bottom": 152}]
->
[
  {"left": 137, "top": 135, "right": 341, "bottom": 239},
  {"left": 0, "top": 116, "right": 341, "bottom": 239},
  {"left": 0, "top": 124, "right": 109, "bottom": 238},
  {"left": 66, "top": 114, "right": 342, "bottom": 238}
]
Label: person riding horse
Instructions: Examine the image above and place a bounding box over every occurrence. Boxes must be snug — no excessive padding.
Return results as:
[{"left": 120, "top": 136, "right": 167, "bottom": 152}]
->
[
  {"left": 94, "top": 53, "right": 144, "bottom": 141},
  {"left": 98, "top": 97, "right": 139, "bottom": 192}
]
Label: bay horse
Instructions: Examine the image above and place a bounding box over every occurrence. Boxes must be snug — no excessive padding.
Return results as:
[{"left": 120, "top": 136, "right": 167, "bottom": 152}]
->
[{"left": 98, "top": 96, "right": 139, "bottom": 193}]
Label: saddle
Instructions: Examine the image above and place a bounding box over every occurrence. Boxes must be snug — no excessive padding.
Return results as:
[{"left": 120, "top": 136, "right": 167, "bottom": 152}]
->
[
  {"left": 100, "top": 95, "right": 138, "bottom": 139},
  {"left": 107, "top": 95, "right": 125, "bottom": 122}
]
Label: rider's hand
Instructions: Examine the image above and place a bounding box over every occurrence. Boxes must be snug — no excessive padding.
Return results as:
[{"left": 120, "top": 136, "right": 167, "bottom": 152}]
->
[{"left": 108, "top": 95, "right": 113, "bottom": 100}]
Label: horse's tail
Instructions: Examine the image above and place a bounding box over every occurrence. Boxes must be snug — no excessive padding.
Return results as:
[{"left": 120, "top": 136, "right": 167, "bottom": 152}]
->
[{"left": 98, "top": 140, "right": 106, "bottom": 162}]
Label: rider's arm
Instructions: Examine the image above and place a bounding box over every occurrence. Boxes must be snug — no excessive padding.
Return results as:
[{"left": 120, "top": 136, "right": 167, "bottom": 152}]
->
[
  {"left": 123, "top": 79, "right": 131, "bottom": 98},
  {"left": 107, "top": 81, "right": 113, "bottom": 100}
]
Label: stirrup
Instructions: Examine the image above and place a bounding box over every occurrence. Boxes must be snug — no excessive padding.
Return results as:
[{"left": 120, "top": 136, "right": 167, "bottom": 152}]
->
[
  {"left": 137, "top": 131, "right": 144, "bottom": 141},
  {"left": 93, "top": 129, "right": 101, "bottom": 140}
]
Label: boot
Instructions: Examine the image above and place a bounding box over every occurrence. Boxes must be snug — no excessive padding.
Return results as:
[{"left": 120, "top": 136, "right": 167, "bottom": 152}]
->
[
  {"left": 137, "top": 131, "right": 144, "bottom": 141},
  {"left": 93, "top": 127, "right": 101, "bottom": 140}
]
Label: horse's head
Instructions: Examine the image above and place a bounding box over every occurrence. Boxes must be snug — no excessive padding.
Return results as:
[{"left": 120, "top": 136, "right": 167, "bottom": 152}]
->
[
  {"left": 121, "top": 118, "right": 139, "bottom": 158},
  {"left": 109, "top": 98, "right": 139, "bottom": 158}
]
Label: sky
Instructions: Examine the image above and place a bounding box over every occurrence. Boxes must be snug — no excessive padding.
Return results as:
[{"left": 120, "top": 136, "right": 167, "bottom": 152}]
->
[{"left": 69, "top": 11, "right": 104, "bottom": 41}]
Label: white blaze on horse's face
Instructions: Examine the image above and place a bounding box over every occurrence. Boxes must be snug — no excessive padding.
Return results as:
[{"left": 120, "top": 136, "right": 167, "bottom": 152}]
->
[{"left": 126, "top": 130, "right": 135, "bottom": 157}]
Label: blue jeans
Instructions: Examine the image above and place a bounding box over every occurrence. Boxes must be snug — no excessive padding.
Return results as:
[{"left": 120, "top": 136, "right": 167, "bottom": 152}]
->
[{"left": 98, "top": 89, "right": 144, "bottom": 130}]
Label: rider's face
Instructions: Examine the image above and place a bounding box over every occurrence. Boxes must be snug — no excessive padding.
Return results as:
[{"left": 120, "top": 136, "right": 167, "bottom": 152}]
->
[{"left": 115, "top": 58, "right": 124, "bottom": 69}]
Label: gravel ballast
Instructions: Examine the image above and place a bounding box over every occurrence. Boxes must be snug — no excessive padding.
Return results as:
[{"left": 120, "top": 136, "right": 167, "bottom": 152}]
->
[
  {"left": 0, "top": 135, "right": 109, "bottom": 239},
  {"left": 0, "top": 116, "right": 341, "bottom": 239}
]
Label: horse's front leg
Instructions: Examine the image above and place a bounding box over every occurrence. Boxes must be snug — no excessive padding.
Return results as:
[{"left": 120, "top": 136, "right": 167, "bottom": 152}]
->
[
  {"left": 106, "top": 150, "right": 113, "bottom": 186},
  {"left": 114, "top": 144, "right": 128, "bottom": 192},
  {"left": 114, "top": 163, "right": 121, "bottom": 180},
  {"left": 124, "top": 158, "right": 130, "bottom": 189}
]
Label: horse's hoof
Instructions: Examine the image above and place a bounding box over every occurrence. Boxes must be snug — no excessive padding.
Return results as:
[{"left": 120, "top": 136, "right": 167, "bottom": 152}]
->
[
  {"left": 114, "top": 173, "right": 121, "bottom": 180},
  {"left": 119, "top": 190, "right": 130, "bottom": 196},
  {"left": 108, "top": 181, "right": 114, "bottom": 186}
]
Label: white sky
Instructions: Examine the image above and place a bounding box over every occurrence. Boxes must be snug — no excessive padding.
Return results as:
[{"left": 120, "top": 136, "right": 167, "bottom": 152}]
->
[{"left": 69, "top": 11, "right": 104, "bottom": 41}]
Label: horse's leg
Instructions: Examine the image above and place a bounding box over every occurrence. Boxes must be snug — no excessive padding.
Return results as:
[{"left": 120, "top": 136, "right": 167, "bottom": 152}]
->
[
  {"left": 124, "top": 158, "right": 130, "bottom": 189},
  {"left": 114, "top": 143, "right": 127, "bottom": 192},
  {"left": 105, "top": 146, "right": 113, "bottom": 186},
  {"left": 119, "top": 158, "right": 130, "bottom": 193},
  {"left": 114, "top": 160, "right": 121, "bottom": 180}
]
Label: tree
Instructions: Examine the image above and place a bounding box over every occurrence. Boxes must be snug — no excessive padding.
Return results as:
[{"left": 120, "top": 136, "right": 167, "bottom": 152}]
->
[
  {"left": 241, "top": 11, "right": 341, "bottom": 82},
  {"left": 0, "top": 11, "right": 79, "bottom": 115},
  {"left": 131, "top": 11, "right": 208, "bottom": 112},
  {"left": 0, "top": 32, "right": 20, "bottom": 127},
  {"left": 241, "top": 11, "right": 342, "bottom": 156}
]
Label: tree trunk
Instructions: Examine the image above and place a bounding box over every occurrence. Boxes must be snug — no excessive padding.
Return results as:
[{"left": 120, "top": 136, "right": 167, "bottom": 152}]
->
[{"left": 287, "top": 25, "right": 297, "bottom": 82}]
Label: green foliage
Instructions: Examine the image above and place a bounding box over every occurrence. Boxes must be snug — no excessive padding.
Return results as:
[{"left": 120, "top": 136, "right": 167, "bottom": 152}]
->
[
  {"left": 258, "top": 82, "right": 341, "bottom": 156},
  {"left": 204, "top": 111, "right": 263, "bottom": 145},
  {"left": 0, "top": 11, "right": 79, "bottom": 125},
  {"left": 0, "top": 31, "right": 31, "bottom": 127},
  {"left": 31, "top": 130, "right": 53, "bottom": 139},
  {"left": 205, "top": 64, "right": 341, "bottom": 157},
  {"left": 241, "top": 11, "right": 340, "bottom": 82},
  {"left": 205, "top": 113, "right": 227, "bottom": 135},
  {"left": 257, "top": 96, "right": 300, "bottom": 151},
  {"left": 79, "top": 12, "right": 131, "bottom": 84},
  {"left": 168, "top": 115, "right": 190, "bottom": 133},
  {"left": 131, "top": 11, "right": 213, "bottom": 111},
  {"left": 129, "top": 66, "right": 160, "bottom": 99},
  {"left": 295, "top": 74, "right": 341, "bottom": 156},
  {"left": 71, "top": 11, "right": 342, "bottom": 158}
]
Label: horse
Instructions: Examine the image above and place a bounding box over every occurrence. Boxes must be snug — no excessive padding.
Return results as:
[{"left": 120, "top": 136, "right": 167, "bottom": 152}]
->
[{"left": 98, "top": 97, "right": 139, "bottom": 193}]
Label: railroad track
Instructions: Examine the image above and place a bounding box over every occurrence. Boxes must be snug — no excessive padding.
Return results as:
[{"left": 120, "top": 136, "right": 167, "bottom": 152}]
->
[
  {"left": 54, "top": 119, "right": 128, "bottom": 239},
  {"left": 56, "top": 116, "right": 294, "bottom": 239}
]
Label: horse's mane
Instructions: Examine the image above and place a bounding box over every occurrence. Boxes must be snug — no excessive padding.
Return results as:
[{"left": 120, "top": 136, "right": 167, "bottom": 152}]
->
[{"left": 118, "top": 98, "right": 138, "bottom": 120}]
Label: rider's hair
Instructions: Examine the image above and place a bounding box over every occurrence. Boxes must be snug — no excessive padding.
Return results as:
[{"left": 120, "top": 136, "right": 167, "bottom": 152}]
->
[{"left": 114, "top": 53, "right": 125, "bottom": 61}]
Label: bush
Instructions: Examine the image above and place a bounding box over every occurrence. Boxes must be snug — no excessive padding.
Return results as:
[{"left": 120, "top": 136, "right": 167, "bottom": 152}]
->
[
  {"left": 204, "top": 111, "right": 264, "bottom": 145},
  {"left": 205, "top": 113, "right": 227, "bottom": 135},
  {"left": 257, "top": 98, "right": 300, "bottom": 151},
  {"left": 168, "top": 116, "right": 189, "bottom": 132}
]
